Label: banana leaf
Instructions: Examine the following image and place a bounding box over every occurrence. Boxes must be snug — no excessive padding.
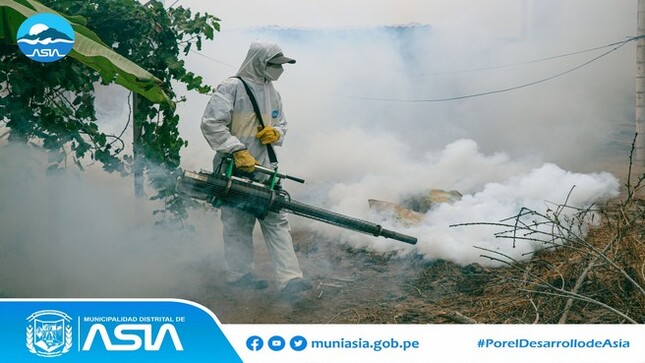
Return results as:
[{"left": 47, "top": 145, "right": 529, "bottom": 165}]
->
[{"left": 0, "top": 0, "right": 173, "bottom": 107}]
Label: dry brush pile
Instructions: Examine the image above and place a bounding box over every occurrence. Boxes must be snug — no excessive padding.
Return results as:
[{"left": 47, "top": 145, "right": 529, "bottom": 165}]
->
[{"left": 431, "top": 172, "right": 645, "bottom": 324}]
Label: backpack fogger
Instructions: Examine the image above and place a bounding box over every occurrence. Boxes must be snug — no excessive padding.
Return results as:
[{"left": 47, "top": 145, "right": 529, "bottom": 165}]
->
[{"left": 176, "top": 156, "right": 417, "bottom": 245}]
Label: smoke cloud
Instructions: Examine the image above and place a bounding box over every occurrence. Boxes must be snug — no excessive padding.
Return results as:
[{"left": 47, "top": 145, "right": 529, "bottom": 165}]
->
[
  {"left": 298, "top": 138, "right": 620, "bottom": 266},
  {"left": 0, "top": 1, "right": 635, "bottom": 296},
  {"left": 0, "top": 143, "right": 223, "bottom": 297},
  {"left": 180, "top": 0, "right": 636, "bottom": 174}
]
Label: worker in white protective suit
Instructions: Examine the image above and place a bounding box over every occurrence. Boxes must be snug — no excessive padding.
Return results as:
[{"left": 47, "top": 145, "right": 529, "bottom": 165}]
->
[{"left": 200, "top": 41, "right": 311, "bottom": 296}]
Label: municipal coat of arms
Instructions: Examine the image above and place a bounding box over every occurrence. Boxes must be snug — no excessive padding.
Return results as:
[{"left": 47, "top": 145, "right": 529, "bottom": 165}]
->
[{"left": 26, "top": 310, "right": 73, "bottom": 357}]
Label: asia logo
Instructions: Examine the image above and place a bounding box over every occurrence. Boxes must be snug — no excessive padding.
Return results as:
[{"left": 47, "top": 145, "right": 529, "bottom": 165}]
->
[
  {"left": 81, "top": 323, "right": 184, "bottom": 351},
  {"left": 16, "top": 13, "right": 75, "bottom": 62},
  {"left": 26, "top": 310, "right": 73, "bottom": 358}
]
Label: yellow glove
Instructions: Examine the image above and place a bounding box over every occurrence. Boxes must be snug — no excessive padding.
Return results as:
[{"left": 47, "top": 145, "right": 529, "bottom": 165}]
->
[
  {"left": 232, "top": 149, "right": 256, "bottom": 172},
  {"left": 256, "top": 125, "right": 280, "bottom": 144}
]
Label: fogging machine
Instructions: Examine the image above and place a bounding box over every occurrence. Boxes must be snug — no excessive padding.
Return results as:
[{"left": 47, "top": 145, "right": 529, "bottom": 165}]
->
[{"left": 176, "top": 155, "right": 417, "bottom": 245}]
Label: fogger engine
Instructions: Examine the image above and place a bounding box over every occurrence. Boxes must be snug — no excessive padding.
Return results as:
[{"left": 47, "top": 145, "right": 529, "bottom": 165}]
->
[{"left": 176, "top": 156, "right": 417, "bottom": 245}]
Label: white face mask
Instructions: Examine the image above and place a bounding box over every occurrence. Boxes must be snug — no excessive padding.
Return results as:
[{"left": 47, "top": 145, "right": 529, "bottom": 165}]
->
[{"left": 265, "top": 63, "right": 284, "bottom": 81}]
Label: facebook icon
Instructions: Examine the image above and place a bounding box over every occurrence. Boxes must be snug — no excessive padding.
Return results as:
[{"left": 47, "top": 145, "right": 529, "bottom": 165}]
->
[{"left": 246, "top": 336, "right": 264, "bottom": 351}]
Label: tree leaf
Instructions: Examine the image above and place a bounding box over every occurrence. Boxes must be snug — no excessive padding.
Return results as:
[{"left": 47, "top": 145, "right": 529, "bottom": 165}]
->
[{"left": 0, "top": 0, "right": 174, "bottom": 107}]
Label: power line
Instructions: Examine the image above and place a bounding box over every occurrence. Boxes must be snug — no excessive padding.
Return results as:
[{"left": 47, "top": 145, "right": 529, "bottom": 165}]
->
[
  {"left": 191, "top": 50, "right": 238, "bottom": 69},
  {"left": 338, "top": 36, "right": 641, "bottom": 103},
  {"left": 418, "top": 37, "right": 638, "bottom": 76}
]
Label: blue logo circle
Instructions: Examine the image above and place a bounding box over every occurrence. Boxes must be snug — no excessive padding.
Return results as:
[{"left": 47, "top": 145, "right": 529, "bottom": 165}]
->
[
  {"left": 268, "top": 335, "right": 285, "bottom": 351},
  {"left": 16, "top": 13, "right": 76, "bottom": 63},
  {"left": 246, "top": 336, "right": 264, "bottom": 351},
  {"left": 290, "top": 335, "right": 308, "bottom": 351}
]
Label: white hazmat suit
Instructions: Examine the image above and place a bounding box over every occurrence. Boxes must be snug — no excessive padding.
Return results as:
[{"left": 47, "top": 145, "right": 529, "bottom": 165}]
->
[{"left": 200, "top": 42, "right": 303, "bottom": 290}]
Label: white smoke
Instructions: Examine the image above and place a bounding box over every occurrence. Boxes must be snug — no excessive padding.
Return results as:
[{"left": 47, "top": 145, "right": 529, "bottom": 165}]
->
[
  {"left": 0, "top": 143, "right": 223, "bottom": 297},
  {"left": 180, "top": 0, "right": 636, "bottom": 174},
  {"left": 299, "top": 138, "right": 620, "bottom": 266}
]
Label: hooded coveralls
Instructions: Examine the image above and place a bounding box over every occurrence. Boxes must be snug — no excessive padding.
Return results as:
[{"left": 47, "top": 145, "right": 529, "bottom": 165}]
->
[{"left": 200, "top": 42, "right": 303, "bottom": 289}]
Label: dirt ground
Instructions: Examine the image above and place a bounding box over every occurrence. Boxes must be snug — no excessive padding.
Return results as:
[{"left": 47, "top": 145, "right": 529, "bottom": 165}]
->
[{"left": 186, "top": 228, "right": 505, "bottom": 324}]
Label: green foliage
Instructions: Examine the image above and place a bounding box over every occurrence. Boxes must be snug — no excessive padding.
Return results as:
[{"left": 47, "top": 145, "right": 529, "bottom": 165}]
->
[
  {"left": 0, "top": 0, "right": 173, "bottom": 105},
  {"left": 0, "top": 0, "right": 220, "bottom": 222}
]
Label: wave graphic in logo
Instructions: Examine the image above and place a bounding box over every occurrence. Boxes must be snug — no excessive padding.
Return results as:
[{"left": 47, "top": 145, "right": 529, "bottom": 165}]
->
[{"left": 17, "top": 13, "right": 75, "bottom": 63}]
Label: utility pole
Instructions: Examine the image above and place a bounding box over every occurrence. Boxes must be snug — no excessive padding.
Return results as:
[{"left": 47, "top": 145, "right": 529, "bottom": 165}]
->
[{"left": 636, "top": 0, "right": 645, "bottom": 169}]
